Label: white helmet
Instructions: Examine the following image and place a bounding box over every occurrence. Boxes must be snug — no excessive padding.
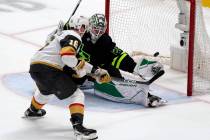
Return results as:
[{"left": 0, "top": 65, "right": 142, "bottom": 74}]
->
[{"left": 69, "top": 16, "right": 89, "bottom": 34}]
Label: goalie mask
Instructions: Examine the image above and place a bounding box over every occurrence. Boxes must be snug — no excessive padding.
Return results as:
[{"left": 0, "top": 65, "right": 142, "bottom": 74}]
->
[
  {"left": 89, "top": 13, "right": 107, "bottom": 43},
  {"left": 69, "top": 16, "right": 89, "bottom": 35}
]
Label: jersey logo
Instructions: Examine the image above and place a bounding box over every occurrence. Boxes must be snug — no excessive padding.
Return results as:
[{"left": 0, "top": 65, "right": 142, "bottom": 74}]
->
[{"left": 78, "top": 44, "right": 91, "bottom": 62}]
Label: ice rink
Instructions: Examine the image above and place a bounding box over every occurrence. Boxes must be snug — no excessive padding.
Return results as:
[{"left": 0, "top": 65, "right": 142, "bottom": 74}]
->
[{"left": 0, "top": 0, "right": 210, "bottom": 140}]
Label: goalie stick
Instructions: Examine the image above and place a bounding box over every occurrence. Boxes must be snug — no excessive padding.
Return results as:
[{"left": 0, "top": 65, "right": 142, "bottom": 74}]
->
[
  {"left": 81, "top": 70, "right": 164, "bottom": 90},
  {"left": 111, "top": 70, "right": 165, "bottom": 86}
]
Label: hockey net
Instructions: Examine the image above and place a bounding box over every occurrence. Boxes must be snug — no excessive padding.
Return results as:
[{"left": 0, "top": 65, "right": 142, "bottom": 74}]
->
[{"left": 105, "top": 0, "right": 210, "bottom": 96}]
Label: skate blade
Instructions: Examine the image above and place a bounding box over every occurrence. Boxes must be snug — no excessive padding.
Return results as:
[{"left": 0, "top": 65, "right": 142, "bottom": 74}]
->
[
  {"left": 75, "top": 133, "right": 98, "bottom": 140},
  {"left": 21, "top": 116, "right": 44, "bottom": 120}
]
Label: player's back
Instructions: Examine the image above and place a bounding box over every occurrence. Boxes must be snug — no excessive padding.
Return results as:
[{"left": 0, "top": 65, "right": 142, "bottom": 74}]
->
[{"left": 31, "top": 30, "right": 82, "bottom": 69}]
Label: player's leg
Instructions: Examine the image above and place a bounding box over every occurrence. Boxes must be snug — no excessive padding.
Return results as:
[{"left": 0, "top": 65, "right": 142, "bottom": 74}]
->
[
  {"left": 24, "top": 88, "right": 54, "bottom": 118},
  {"left": 24, "top": 68, "right": 56, "bottom": 118},
  {"left": 94, "top": 78, "right": 150, "bottom": 106},
  {"left": 65, "top": 88, "right": 98, "bottom": 140},
  {"left": 51, "top": 70, "right": 98, "bottom": 140},
  {"left": 94, "top": 77, "right": 167, "bottom": 107}
]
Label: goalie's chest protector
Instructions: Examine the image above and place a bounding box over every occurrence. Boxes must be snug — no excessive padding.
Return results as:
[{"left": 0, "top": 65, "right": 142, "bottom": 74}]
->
[{"left": 81, "top": 33, "right": 116, "bottom": 66}]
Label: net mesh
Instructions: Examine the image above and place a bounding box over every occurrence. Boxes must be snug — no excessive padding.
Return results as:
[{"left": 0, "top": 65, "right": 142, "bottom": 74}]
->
[
  {"left": 193, "top": 0, "right": 210, "bottom": 94},
  {"left": 107, "top": 0, "right": 210, "bottom": 95},
  {"left": 108, "top": 0, "right": 180, "bottom": 56}
]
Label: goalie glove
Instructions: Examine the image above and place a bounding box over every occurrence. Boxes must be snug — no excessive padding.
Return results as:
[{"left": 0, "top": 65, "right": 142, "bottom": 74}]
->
[
  {"left": 91, "top": 68, "right": 111, "bottom": 84},
  {"left": 134, "top": 58, "right": 164, "bottom": 79},
  {"left": 151, "top": 62, "right": 163, "bottom": 75}
]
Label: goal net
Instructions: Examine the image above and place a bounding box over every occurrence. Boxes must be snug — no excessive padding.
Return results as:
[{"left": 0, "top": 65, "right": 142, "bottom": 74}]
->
[{"left": 105, "top": 0, "right": 210, "bottom": 96}]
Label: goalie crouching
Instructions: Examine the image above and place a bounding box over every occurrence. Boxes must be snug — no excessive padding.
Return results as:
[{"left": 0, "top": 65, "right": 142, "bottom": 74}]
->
[
  {"left": 93, "top": 69, "right": 166, "bottom": 107},
  {"left": 83, "top": 13, "right": 166, "bottom": 107},
  {"left": 47, "top": 13, "right": 167, "bottom": 107}
]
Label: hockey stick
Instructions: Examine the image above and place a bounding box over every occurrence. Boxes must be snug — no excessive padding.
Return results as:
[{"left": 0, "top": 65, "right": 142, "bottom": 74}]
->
[
  {"left": 146, "top": 69, "right": 164, "bottom": 84},
  {"left": 107, "top": 52, "right": 165, "bottom": 86},
  {"left": 111, "top": 70, "right": 165, "bottom": 86},
  {"left": 64, "top": 0, "right": 83, "bottom": 29}
]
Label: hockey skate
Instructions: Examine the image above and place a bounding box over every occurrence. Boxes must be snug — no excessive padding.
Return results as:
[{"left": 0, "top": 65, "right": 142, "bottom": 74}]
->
[
  {"left": 71, "top": 118, "right": 98, "bottom": 140},
  {"left": 23, "top": 106, "right": 46, "bottom": 119},
  {"left": 147, "top": 93, "right": 167, "bottom": 107}
]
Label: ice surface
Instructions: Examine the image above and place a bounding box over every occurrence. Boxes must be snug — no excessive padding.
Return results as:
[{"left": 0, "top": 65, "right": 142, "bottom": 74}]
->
[{"left": 1, "top": 0, "right": 210, "bottom": 140}]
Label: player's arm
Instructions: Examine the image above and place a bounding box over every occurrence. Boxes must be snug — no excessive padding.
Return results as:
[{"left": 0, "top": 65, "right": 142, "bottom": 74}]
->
[
  {"left": 59, "top": 34, "right": 81, "bottom": 68},
  {"left": 111, "top": 47, "right": 137, "bottom": 73},
  {"left": 59, "top": 34, "right": 94, "bottom": 78},
  {"left": 100, "top": 34, "right": 136, "bottom": 72},
  {"left": 60, "top": 34, "right": 111, "bottom": 83},
  {"left": 45, "top": 20, "right": 65, "bottom": 46}
]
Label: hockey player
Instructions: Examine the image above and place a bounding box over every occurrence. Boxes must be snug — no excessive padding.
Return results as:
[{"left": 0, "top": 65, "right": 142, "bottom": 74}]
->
[
  {"left": 45, "top": 14, "right": 166, "bottom": 107},
  {"left": 24, "top": 16, "right": 111, "bottom": 140},
  {"left": 82, "top": 14, "right": 166, "bottom": 107}
]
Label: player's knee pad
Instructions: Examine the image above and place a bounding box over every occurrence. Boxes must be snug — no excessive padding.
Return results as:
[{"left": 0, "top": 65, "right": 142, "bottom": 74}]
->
[
  {"left": 34, "top": 88, "right": 54, "bottom": 104},
  {"left": 62, "top": 88, "right": 85, "bottom": 107}
]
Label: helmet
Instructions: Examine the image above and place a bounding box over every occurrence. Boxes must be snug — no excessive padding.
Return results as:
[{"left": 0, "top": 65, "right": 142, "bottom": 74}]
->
[
  {"left": 69, "top": 16, "right": 89, "bottom": 34},
  {"left": 89, "top": 13, "right": 107, "bottom": 43}
]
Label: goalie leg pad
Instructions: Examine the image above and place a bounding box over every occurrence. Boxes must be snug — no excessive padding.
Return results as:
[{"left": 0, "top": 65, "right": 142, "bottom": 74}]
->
[{"left": 94, "top": 78, "right": 151, "bottom": 106}]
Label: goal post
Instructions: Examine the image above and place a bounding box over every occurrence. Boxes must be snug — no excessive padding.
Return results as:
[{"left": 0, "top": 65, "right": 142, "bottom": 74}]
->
[
  {"left": 105, "top": 0, "right": 210, "bottom": 96},
  {"left": 188, "top": 0, "right": 196, "bottom": 96}
]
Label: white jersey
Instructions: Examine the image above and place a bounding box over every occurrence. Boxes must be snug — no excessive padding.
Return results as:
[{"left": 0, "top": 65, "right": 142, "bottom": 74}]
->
[{"left": 31, "top": 30, "right": 82, "bottom": 70}]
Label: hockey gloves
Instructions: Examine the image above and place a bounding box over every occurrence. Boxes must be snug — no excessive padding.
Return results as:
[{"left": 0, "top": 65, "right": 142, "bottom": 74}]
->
[
  {"left": 91, "top": 68, "right": 111, "bottom": 84},
  {"left": 45, "top": 20, "right": 64, "bottom": 45},
  {"left": 73, "top": 60, "right": 93, "bottom": 78},
  {"left": 72, "top": 60, "right": 111, "bottom": 83}
]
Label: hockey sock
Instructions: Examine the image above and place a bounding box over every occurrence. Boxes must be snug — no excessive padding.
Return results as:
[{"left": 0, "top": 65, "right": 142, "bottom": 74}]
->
[
  {"left": 69, "top": 103, "right": 84, "bottom": 123},
  {"left": 31, "top": 96, "right": 45, "bottom": 111}
]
